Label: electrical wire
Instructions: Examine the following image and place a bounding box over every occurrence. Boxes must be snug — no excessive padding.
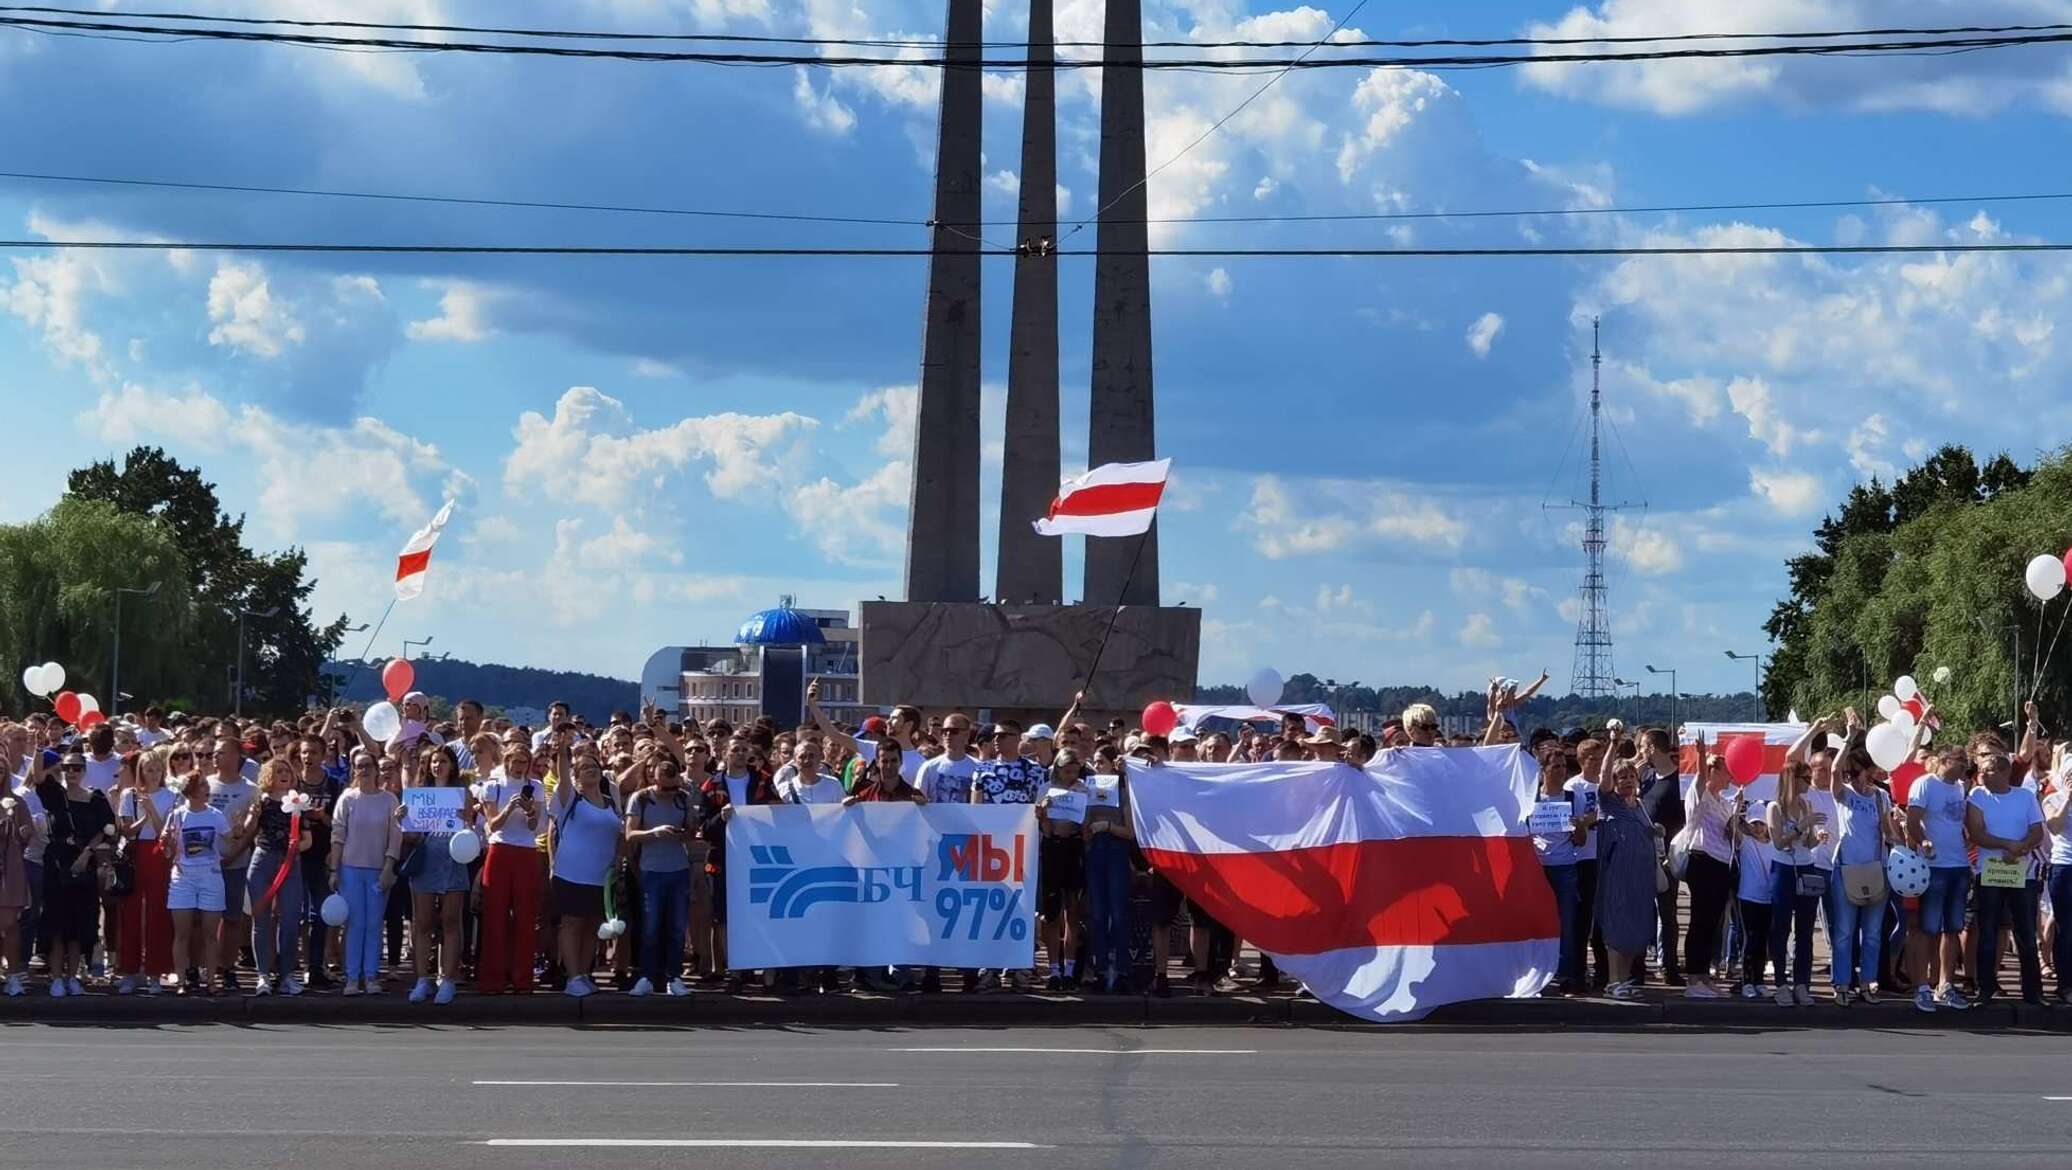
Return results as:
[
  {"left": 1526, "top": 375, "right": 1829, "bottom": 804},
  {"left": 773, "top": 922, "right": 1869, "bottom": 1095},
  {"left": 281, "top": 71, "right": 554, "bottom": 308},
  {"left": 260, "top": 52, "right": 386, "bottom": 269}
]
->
[
  {"left": 11, "top": 167, "right": 2072, "bottom": 232},
  {"left": 5, "top": 240, "right": 2072, "bottom": 258},
  {"left": 4, "top": 6, "right": 2068, "bottom": 53},
  {"left": 5, "top": 13, "right": 2072, "bottom": 71}
]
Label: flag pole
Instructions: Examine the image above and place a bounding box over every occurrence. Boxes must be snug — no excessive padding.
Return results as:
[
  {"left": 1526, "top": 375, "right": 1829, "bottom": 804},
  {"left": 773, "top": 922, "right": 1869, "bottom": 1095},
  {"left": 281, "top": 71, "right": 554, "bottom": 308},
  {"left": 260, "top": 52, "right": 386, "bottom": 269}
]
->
[
  {"left": 338, "top": 596, "right": 398, "bottom": 701},
  {"left": 1075, "top": 528, "right": 1153, "bottom": 709}
]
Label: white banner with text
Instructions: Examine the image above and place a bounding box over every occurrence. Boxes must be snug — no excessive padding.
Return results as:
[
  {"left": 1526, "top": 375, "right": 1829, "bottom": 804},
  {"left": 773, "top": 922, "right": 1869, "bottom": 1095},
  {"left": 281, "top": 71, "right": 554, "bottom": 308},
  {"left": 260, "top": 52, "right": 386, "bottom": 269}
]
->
[{"left": 725, "top": 804, "right": 1039, "bottom": 969}]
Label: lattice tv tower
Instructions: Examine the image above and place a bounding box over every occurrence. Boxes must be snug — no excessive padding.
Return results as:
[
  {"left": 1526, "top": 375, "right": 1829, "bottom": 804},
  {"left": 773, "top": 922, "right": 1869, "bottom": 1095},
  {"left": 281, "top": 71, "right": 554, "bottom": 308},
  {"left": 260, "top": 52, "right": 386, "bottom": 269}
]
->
[{"left": 1556, "top": 318, "right": 1641, "bottom": 702}]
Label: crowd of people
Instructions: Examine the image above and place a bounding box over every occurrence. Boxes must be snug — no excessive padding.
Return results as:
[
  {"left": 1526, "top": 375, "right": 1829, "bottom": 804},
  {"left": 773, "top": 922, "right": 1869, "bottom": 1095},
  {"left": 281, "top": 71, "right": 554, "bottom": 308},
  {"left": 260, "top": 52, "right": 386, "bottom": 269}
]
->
[{"left": 1, "top": 677, "right": 2066, "bottom": 1011}]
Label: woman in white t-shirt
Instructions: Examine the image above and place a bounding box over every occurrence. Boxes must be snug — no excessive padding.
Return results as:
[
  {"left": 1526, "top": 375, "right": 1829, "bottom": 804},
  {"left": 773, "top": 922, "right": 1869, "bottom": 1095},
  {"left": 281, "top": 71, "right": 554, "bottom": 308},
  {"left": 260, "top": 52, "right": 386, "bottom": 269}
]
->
[
  {"left": 1765, "top": 762, "right": 1829, "bottom": 1007},
  {"left": 115, "top": 746, "right": 180, "bottom": 995},
  {"left": 1676, "top": 738, "right": 1737, "bottom": 1000},
  {"left": 1531, "top": 744, "right": 1587, "bottom": 993},
  {"left": 2044, "top": 755, "right": 2072, "bottom": 1007},
  {"left": 163, "top": 770, "right": 231, "bottom": 995}
]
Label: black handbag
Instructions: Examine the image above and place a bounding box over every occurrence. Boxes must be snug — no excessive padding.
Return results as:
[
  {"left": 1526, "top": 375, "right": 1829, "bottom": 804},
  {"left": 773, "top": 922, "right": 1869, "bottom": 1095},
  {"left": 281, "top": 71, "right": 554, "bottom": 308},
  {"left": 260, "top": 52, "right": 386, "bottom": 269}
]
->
[
  {"left": 101, "top": 842, "right": 136, "bottom": 897},
  {"left": 396, "top": 844, "right": 427, "bottom": 881}
]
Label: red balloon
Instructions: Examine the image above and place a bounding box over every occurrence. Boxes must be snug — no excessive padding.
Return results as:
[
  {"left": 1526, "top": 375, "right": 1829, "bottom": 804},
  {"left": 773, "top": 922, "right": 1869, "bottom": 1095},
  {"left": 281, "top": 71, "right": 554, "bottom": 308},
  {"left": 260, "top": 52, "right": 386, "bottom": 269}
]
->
[
  {"left": 381, "top": 657, "right": 415, "bottom": 703},
  {"left": 77, "top": 710, "right": 106, "bottom": 730},
  {"left": 2063, "top": 547, "right": 2072, "bottom": 584},
  {"left": 1721, "top": 735, "right": 1765, "bottom": 785},
  {"left": 1890, "top": 760, "right": 1926, "bottom": 806},
  {"left": 53, "top": 690, "right": 81, "bottom": 723},
  {"left": 1141, "top": 700, "right": 1179, "bottom": 737},
  {"left": 1901, "top": 695, "right": 1926, "bottom": 722}
]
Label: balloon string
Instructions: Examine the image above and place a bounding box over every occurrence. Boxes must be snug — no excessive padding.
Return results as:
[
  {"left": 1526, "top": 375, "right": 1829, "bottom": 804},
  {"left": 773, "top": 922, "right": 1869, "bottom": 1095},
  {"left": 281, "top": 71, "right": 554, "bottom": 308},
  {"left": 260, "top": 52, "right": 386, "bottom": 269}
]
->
[
  {"left": 250, "top": 811, "right": 300, "bottom": 915},
  {"left": 2031, "top": 595, "right": 2072, "bottom": 701}
]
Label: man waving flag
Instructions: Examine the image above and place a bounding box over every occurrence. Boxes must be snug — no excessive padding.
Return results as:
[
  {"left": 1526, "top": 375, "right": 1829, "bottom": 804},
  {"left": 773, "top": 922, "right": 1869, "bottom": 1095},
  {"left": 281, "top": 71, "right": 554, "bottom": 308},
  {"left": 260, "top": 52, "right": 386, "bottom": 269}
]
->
[
  {"left": 1033, "top": 458, "right": 1170, "bottom": 537},
  {"left": 394, "top": 499, "right": 456, "bottom": 601}
]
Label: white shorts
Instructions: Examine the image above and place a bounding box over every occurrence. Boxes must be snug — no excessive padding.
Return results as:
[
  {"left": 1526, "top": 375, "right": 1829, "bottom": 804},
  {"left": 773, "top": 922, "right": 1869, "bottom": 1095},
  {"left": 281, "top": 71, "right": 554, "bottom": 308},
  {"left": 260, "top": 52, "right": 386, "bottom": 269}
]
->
[{"left": 167, "top": 870, "right": 226, "bottom": 913}]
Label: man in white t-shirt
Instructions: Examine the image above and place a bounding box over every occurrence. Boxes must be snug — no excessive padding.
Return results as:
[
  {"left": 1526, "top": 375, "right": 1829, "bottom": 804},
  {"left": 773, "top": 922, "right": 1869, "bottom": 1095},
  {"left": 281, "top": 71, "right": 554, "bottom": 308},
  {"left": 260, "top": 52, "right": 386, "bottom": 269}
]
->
[
  {"left": 806, "top": 679, "right": 922, "bottom": 786},
  {"left": 1964, "top": 740, "right": 2046, "bottom": 1005},
  {"left": 132, "top": 707, "right": 171, "bottom": 749},
  {"left": 1907, "top": 745, "right": 1975, "bottom": 1011},
  {"left": 205, "top": 737, "right": 259, "bottom": 990},
  {"left": 917, "top": 715, "right": 980, "bottom": 806}
]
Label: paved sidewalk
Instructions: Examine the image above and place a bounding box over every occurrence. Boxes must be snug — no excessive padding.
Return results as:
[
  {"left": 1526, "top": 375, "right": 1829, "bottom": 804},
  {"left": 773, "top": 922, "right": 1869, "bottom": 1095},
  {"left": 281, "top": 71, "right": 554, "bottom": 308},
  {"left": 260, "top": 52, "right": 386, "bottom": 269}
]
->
[{"left": 4, "top": 986, "right": 2068, "bottom": 1029}]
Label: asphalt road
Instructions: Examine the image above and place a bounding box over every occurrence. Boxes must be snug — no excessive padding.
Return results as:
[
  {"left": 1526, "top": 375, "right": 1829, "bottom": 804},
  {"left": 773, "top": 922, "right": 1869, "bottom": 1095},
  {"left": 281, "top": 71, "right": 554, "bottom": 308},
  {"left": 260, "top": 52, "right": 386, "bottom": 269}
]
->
[{"left": 9, "top": 1024, "right": 2072, "bottom": 1168}]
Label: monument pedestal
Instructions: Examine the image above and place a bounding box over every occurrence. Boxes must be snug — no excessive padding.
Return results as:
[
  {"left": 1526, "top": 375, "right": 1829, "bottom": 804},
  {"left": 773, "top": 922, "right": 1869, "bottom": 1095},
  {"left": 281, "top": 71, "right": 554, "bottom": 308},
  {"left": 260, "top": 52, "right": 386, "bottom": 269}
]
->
[{"left": 859, "top": 601, "right": 1198, "bottom": 717}]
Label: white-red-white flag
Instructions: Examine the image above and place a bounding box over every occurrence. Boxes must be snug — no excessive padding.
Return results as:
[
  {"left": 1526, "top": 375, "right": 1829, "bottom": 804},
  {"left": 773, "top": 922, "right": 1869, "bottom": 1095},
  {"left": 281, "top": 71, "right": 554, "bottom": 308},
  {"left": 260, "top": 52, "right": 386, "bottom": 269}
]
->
[
  {"left": 1032, "top": 458, "right": 1170, "bottom": 538},
  {"left": 1128, "top": 749, "right": 1557, "bottom": 1022},
  {"left": 394, "top": 499, "right": 456, "bottom": 601}
]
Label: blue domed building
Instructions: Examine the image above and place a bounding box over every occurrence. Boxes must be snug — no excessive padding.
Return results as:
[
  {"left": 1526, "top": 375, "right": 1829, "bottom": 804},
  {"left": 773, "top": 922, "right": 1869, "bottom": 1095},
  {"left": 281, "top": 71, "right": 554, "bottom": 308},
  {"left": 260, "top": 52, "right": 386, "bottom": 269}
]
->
[{"left": 643, "top": 596, "right": 865, "bottom": 729}]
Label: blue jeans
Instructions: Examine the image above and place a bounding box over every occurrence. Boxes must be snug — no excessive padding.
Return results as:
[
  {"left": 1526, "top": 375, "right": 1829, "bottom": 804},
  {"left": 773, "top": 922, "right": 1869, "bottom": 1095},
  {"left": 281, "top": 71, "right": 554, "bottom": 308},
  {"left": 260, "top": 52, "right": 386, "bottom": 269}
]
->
[
  {"left": 1824, "top": 879, "right": 1885, "bottom": 990},
  {"left": 247, "top": 850, "right": 304, "bottom": 980},
  {"left": 1085, "top": 834, "right": 1134, "bottom": 981},
  {"left": 1540, "top": 863, "right": 1581, "bottom": 984},
  {"left": 1768, "top": 862, "right": 1822, "bottom": 987},
  {"left": 639, "top": 867, "right": 691, "bottom": 986},
  {"left": 1920, "top": 867, "right": 1970, "bottom": 936},
  {"left": 339, "top": 866, "right": 385, "bottom": 983}
]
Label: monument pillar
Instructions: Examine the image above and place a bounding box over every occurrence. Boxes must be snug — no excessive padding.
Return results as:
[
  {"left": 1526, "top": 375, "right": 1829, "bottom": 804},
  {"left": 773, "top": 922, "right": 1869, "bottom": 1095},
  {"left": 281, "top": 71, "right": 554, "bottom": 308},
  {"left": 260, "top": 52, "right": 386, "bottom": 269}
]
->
[
  {"left": 1084, "top": 0, "right": 1159, "bottom": 606},
  {"left": 995, "top": 0, "right": 1061, "bottom": 605},
  {"left": 904, "top": 0, "right": 984, "bottom": 604}
]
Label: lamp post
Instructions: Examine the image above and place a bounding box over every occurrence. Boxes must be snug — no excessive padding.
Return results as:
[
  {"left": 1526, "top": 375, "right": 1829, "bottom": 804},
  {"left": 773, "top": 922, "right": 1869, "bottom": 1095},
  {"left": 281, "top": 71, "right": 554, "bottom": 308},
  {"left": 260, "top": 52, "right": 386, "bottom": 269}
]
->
[
  {"left": 403, "top": 636, "right": 435, "bottom": 661},
  {"left": 111, "top": 580, "right": 161, "bottom": 717},
  {"left": 231, "top": 605, "right": 280, "bottom": 717},
  {"left": 1645, "top": 664, "right": 1678, "bottom": 735},
  {"left": 1611, "top": 677, "right": 1640, "bottom": 726},
  {"left": 1725, "top": 650, "right": 1762, "bottom": 721}
]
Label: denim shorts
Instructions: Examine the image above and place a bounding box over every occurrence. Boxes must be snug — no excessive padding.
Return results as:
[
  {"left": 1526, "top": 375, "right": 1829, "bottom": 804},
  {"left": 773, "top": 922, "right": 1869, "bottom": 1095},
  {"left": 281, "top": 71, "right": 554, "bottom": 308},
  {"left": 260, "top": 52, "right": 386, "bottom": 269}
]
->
[{"left": 1920, "top": 867, "right": 1971, "bottom": 935}]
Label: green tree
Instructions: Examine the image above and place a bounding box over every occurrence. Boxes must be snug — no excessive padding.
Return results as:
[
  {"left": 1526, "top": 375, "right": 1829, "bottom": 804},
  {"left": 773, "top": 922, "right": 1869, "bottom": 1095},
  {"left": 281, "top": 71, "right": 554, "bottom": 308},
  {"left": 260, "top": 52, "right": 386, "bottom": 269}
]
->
[
  {"left": 0, "top": 498, "right": 195, "bottom": 711},
  {"left": 65, "top": 446, "right": 348, "bottom": 715}
]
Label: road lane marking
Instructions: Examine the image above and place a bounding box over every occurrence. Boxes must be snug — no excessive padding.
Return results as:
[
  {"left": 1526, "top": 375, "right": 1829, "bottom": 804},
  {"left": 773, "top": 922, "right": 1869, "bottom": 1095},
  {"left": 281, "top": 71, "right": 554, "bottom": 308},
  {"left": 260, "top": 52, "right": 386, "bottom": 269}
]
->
[
  {"left": 888, "top": 1047, "right": 1255, "bottom": 1055},
  {"left": 474, "top": 1080, "right": 897, "bottom": 1088},
  {"left": 480, "top": 1139, "right": 1049, "bottom": 1149}
]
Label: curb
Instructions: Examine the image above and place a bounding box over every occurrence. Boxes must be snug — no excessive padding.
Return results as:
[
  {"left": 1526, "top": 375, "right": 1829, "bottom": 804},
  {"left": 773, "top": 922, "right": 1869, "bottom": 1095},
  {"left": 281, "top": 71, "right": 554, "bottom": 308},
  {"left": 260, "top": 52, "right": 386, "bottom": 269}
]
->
[{"left": 4, "top": 990, "right": 2068, "bottom": 1030}]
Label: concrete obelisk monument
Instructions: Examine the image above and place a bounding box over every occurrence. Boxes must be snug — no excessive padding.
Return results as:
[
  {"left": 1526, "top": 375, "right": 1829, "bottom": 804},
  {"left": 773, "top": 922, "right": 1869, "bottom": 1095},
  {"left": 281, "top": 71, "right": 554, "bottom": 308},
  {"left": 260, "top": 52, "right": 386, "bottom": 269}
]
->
[{"left": 863, "top": 0, "right": 1198, "bottom": 717}]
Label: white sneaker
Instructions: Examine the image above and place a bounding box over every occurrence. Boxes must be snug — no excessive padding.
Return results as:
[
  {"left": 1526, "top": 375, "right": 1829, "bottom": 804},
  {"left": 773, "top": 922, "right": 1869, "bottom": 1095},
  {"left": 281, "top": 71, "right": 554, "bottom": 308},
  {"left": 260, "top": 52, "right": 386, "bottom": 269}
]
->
[
  {"left": 434, "top": 978, "right": 456, "bottom": 1005},
  {"left": 48, "top": 978, "right": 66, "bottom": 999},
  {"left": 1684, "top": 983, "right": 1723, "bottom": 999},
  {"left": 116, "top": 975, "right": 137, "bottom": 996},
  {"left": 409, "top": 977, "right": 435, "bottom": 1003},
  {"left": 280, "top": 977, "right": 304, "bottom": 997},
  {"left": 629, "top": 977, "right": 654, "bottom": 997},
  {"left": 253, "top": 977, "right": 274, "bottom": 997},
  {"left": 565, "top": 975, "right": 595, "bottom": 999},
  {"left": 667, "top": 978, "right": 689, "bottom": 997},
  {"left": 66, "top": 977, "right": 83, "bottom": 997},
  {"left": 4, "top": 974, "right": 21, "bottom": 997},
  {"left": 341, "top": 980, "right": 362, "bottom": 997}
]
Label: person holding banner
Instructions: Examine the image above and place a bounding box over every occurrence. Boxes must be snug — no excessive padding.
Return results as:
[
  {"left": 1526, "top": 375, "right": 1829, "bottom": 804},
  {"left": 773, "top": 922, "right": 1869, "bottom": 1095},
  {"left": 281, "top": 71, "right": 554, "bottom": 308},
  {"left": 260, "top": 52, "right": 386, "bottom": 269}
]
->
[
  {"left": 1964, "top": 736, "right": 2046, "bottom": 1006},
  {"left": 700, "top": 740, "right": 777, "bottom": 994},
  {"left": 846, "top": 746, "right": 927, "bottom": 805},
  {"left": 405, "top": 745, "right": 475, "bottom": 1005},
  {"left": 245, "top": 759, "right": 311, "bottom": 996},
  {"left": 1530, "top": 743, "right": 1588, "bottom": 994}
]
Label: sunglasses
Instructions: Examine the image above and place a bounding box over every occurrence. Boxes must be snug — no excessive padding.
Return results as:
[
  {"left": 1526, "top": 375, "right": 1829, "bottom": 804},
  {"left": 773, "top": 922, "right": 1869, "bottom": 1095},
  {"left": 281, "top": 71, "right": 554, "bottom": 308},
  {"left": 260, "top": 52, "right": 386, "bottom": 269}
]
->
[{"left": 171, "top": 752, "right": 194, "bottom": 761}]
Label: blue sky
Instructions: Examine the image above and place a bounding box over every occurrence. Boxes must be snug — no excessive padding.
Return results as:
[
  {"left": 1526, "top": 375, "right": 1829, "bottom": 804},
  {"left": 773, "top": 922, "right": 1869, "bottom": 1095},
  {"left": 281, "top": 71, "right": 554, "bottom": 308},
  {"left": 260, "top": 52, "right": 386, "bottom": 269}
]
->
[{"left": 5, "top": 0, "right": 2072, "bottom": 695}]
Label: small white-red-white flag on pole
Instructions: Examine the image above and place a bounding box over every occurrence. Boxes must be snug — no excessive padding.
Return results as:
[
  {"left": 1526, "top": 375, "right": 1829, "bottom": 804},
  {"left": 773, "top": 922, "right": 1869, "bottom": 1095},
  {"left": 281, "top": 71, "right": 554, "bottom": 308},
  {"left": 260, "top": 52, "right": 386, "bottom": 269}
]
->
[
  {"left": 394, "top": 499, "right": 456, "bottom": 601},
  {"left": 1033, "top": 458, "right": 1170, "bottom": 538}
]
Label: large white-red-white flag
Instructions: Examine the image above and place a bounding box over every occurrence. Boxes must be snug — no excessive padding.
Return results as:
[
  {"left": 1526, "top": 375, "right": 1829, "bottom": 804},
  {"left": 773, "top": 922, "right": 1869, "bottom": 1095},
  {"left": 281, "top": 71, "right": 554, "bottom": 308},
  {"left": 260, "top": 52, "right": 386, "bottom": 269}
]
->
[
  {"left": 1032, "top": 458, "right": 1170, "bottom": 538},
  {"left": 1128, "top": 749, "right": 1558, "bottom": 1021},
  {"left": 394, "top": 499, "right": 456, "bottom": 601}
]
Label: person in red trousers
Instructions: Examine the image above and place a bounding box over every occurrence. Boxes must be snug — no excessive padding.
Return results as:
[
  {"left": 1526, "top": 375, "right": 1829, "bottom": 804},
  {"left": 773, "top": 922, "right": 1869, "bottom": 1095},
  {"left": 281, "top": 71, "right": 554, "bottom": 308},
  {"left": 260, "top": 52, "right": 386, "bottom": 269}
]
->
[
  {"left": 115, "top": 746, "right": 180, "bottom": 995},
  {"left": 475, "top": 740, "right": 545, "bottom": 994}
]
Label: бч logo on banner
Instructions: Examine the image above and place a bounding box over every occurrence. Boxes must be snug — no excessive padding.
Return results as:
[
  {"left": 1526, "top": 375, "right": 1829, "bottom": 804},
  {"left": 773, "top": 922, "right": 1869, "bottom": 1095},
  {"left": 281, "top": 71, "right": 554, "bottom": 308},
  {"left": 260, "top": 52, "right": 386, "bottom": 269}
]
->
[{"left": 746, "top": 844, "right": 923, "bottom": 920}]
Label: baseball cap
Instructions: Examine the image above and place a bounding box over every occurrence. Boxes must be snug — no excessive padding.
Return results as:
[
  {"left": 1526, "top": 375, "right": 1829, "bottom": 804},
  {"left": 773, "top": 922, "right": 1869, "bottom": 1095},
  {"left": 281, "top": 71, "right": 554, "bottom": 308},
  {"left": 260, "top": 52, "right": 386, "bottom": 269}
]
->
[
  {"left": 861, "top": 715, "right": 888, "bottom": 737},
  {"left": 1026, "top": 723, "right": 1056, "bottom": 741},
  {"left": 1169, "top": 727, "right": 1198, "bottom": 744}
]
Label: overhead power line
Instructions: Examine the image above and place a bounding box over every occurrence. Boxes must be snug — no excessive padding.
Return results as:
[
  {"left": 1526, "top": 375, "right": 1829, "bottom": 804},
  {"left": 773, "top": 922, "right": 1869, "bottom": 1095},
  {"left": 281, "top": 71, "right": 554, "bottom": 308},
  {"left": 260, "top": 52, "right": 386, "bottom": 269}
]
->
[
  {"left": 3, "top": 6, "right": 2068, "bottom": 52},
  {"left": 5, "top": 239, "right": 2071, "bottom": 259},
  {"left": 6, "top": 12, "right": 2072, "bottom": 71},
  {"left": 10, "top": 167, "right": 2072, "bottom": 231}
]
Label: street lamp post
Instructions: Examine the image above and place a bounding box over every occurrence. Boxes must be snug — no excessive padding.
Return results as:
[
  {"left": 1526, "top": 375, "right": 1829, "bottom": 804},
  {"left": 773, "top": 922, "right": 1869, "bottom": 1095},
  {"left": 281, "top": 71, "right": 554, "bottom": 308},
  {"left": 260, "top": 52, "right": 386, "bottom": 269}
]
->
[
  {"left": 1725, "top": 651, "right": 1762, "bottom": 721},
  {"left": 1645, "top": 664, "right": 1678, "bottom": 735},
  {"left": 403, "top": 636, "right": 435, "bottom": 661},
  {"left": 1612, "top": 677, "right": 1640, "bottom": 726},
  {"left": 111, "top": 580, "right": 161, "bottom": 717},
  {"left": 231, "top": 605, "right": 281, "bottom": 717}
]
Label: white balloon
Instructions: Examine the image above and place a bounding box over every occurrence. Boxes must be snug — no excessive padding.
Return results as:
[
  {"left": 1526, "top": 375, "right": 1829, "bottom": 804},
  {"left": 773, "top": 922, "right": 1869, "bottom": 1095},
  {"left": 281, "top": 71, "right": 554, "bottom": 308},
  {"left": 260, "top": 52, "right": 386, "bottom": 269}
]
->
[
  {"left": 447, "top": 829, "right": 483, "bottom": 865},
  {"left": 40, "top": 662, "right": 63, "bottom": 693},
  {"left": 361, "top": 701, "right": 401, "bottom": 742},
  {"left": 1885, "top": 846, "right": 1930, "bottom": 898},
  {"left": 320, "top": 893, "right": 349, "bottom": 927},
  {"left": 1893, "top": 675, "right": 1919, "bottom": 702},
  {"left": 77, "top": 693, "right": 99, "bottom": 716},
  {"left": 597, "top": 918, "right": 627, "bottom": 941},
  {"left": 20, "top": 666, "right": 40, "bottom": 696},
  {"left": 1246, "top": 667, "right": 1285, "bottom": 709},
  {"left": 1865, "top": 721, "right": 1911, "bottom": 771},
  {"left": 1892, "top": 705, "right": 1917, "bottom": 731},
  {"left": 1932, "top": 666, "right": 1953, "bottom": 685},
  {"left": 2026, "top": 554, "right": 2067, "bottom": 602},
  {"left": 1919, "top": 726, "right": 1933, "bottom": 746},
  {"left": 1876, "top": 695, "right": 1902, "bottom": 720}
]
